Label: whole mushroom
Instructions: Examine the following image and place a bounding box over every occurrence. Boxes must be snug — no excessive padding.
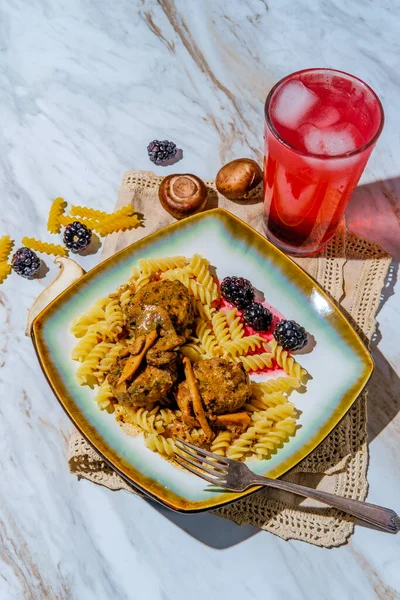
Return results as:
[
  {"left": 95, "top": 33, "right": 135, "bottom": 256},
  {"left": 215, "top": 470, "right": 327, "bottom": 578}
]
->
[
  {"left": 158, "top": 174, "right": 208, "bottom": 219},
  {"left": 216, "top": 158, "right": 263, "bottom": 200}
]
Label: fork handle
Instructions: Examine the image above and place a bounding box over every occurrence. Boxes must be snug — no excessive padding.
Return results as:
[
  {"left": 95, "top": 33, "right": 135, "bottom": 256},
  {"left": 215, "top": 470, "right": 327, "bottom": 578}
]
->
[{"left": 250, "top": 475, "right": 400, "bottom": 533}]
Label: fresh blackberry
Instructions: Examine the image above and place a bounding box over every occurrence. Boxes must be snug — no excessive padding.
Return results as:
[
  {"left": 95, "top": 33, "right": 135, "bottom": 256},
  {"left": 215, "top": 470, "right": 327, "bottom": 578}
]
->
[
  {"left": 273, "top": 319, "right": 307, "bottom": 351},
  {"left": 243, "top": 302, "right": 273, "bottom": 331},
  {"left": 147, "top": 140, "right": 177, "bottom": 164},
  {"left": 11, "top": 247, "right": 41, "bottom": 278},
  {"left": 220, "top": 276, "right": 254, "bottom": 309},
  {"left": 63, "top": 221, "right": 92, "bottom": 253}
]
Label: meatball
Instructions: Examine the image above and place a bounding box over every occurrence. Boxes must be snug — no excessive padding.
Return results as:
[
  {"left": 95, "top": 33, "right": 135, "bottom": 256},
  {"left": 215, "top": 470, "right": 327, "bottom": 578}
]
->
[
  {"left": 176, "top": 358, "right": 251, "bottom": 416},
  {"left": 126, "top": 279, "right": 194, "bottom": 338}
]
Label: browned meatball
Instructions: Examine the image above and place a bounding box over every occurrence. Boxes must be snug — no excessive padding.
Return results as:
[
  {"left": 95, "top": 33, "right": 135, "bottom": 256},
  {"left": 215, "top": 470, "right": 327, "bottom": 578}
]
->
[
  {"left": 176, "top": 358, "right": 251, "bottom": 416},
  {"left": 126, "top": 280, "right": 194, "bottom": 338}
]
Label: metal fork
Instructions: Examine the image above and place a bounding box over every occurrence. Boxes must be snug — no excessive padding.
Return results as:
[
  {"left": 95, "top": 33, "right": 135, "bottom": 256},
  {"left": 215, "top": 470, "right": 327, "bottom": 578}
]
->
[{"left": 174, "top": 439, "right": 400, "bottom": 533}]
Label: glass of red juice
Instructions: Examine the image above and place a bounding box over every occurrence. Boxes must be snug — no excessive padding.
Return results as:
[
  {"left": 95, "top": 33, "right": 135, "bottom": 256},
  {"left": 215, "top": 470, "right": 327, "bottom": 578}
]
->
[{"left": 263, "top": 68, "right": 384, "bottom": 255}]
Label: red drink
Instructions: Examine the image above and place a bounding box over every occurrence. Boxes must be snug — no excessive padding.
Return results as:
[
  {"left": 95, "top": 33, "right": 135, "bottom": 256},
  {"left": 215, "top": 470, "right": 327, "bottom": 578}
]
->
[{"left": 264, "top": 69, "right": 384, "bottom": 255}]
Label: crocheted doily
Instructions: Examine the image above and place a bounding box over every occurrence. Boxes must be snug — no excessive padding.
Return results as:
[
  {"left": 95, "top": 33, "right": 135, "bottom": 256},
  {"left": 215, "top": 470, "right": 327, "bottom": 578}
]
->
[{"left": 68, "top": 171, "right": 391, "bottom": 547}]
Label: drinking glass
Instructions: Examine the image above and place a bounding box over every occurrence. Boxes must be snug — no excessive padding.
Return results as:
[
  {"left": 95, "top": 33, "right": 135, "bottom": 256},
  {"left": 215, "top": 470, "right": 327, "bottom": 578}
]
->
[{"left": 263, "top": 68, "right": 384, "bottom": 255}]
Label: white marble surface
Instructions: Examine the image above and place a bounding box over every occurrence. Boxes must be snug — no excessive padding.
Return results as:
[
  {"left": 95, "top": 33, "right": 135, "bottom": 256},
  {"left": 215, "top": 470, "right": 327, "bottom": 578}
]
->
[{"left": 0, "top": 1, "right": 399, "bottom": 598}]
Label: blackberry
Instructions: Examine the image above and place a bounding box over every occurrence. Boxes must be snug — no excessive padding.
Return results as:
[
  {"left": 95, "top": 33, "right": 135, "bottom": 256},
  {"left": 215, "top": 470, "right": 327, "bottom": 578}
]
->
[
  {"left": 220, "top": 276, "right": 254, "bottom": 309},
  {"left": 273, "top": 319, "right": 307, "bottom": 351},
  {"left": 243, "top": 302, "right": 273, "bottom": 331},
  {"left": 11, "top": 247, "right": 41, "bottom": 278},
  {"left": 147, "top": 140, "right": 177, "bottom": 164},
  {"left": 63, "top": 221, "right": 92, "bottom": 253}
]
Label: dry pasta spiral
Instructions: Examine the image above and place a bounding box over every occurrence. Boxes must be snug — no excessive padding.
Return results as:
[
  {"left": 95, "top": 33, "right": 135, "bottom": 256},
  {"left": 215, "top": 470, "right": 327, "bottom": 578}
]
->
[
  {"left": 0, "top": 262, "right": 11, "bottom": 284},
  {"left": 47, "top": 197, "right": 66, "bottom": 234},
  {"left": 0, "top": 236, "right": 14, "bottom": 263},
  {"left": 22, "top": 237, "right": 68, "bottom": 257}
]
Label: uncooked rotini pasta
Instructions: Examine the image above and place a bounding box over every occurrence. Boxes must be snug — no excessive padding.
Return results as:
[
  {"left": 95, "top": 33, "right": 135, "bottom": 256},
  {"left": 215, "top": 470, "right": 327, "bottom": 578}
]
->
[
  {"left": 0, "top": 261, "right": 12, "bottom": 284},
  {"left": 70, "top": 206, "right": 108, "bottom": 220},
  {"left": 96, "top": 215, "right": 140, "bottom": 235},
  {"left": 59, "top": 215, "right": 98, "bottom": 229},
  {"left": 22, "top": 237, "right": 68, "bottom": 257},
  {"left": 270, "top": 340, "right": 307, "bottom": 381},
  {"left": 47, "top": 197, "right": 67, "bottom": 234},
  {"left": 0, "top": 236, "right": 14, "bottom": 263}
]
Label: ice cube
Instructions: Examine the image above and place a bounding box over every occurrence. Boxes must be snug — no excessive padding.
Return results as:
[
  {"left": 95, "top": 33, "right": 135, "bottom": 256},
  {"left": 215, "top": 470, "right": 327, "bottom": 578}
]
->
[
  {"left": 308, "top": 106, "right": 341, "bottom": 128},
  {"left": 301, "top": 123, "right": 363, "bottom": 156},
  {"left": 273, "top": 81, "right": 319, "bottom": 129}
]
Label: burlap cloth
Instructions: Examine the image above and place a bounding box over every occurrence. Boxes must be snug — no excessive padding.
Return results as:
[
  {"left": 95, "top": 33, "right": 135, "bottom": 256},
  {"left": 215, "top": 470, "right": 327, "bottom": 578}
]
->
[{"left": 68, "top": 171, "right": 391, "bottom": 547}]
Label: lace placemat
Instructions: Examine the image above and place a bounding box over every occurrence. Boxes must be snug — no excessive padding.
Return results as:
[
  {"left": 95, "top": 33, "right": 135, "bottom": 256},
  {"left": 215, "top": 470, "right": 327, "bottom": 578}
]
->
[{"left": 68, "top": 171, "right": 391, "bottom": 547}]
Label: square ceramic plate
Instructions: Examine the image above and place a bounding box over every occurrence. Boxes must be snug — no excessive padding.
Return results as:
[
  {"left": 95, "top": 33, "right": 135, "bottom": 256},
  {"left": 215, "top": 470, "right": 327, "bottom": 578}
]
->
[{"left": 32, "top": 208, "right": 373, "bottom": 512}]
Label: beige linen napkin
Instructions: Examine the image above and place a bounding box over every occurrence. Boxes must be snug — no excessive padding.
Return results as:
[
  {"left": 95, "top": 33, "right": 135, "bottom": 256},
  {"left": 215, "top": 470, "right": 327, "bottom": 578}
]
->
[{"left": 68, "top": 171, "right": 390, "bottom": 547}]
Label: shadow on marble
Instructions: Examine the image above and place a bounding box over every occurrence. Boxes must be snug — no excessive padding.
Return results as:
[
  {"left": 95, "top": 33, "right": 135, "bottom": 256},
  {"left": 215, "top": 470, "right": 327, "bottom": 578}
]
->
[
  {"left": 80, "top": 232, "right": 102, "bottom": 257},
  {"left": 147, "top": 500, "right": 259, "bottom": 549},
  {"left": 346, "top": 177, "right": 400, "bottom": 260},
  {"left": 367, "top": 344, "right": 400, "bottom": 443}
]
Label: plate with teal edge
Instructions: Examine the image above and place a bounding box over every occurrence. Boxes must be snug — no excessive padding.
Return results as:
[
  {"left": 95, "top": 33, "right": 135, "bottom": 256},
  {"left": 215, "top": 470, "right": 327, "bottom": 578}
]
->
[{"left": 31, "top": 208, "right": 373, "bottom": 512}]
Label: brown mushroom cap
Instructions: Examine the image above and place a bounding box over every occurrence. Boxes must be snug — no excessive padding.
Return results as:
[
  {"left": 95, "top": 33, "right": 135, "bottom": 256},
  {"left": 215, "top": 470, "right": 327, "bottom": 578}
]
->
[
  {"left": 158, "top": 174, "right": 208, "bottom": 219},
  {"left": 216, "top": 158, "right": 263, "bottom": 200}
]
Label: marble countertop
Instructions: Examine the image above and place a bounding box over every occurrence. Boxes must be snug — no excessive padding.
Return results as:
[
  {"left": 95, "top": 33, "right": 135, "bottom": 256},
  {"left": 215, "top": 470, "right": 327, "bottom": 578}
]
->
[{"left": 1, "top": 1, "right": 399, "bottom": 598}]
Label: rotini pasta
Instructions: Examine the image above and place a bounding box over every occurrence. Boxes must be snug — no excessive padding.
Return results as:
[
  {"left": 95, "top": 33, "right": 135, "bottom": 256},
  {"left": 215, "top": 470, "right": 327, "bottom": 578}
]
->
[
  {"left": 105, "top": 296, "right": 125, "bottom": 339},
  {"left": 47, "top": 197, "right": 67, "bottom": 234},
  {"left": 210, "top": 431, "right": 232, "bottom": 456},
  {"left": 71, "top": 253, "right": 308, "bottom": 466},
  {"left": 95, "top": 380, "right": 116, "bottom": 411},
  {"left": 22, "top": 237, "right": 68, "bottom": 257},
  {"left": 0, "top": 262, "right": 12, "bottom": 284},
  {"left": 236, "top": 351, "right": 274, "bottom": 372},
  {"left": 145, "top": 433, "right": 176, "bottom": 457},
  {"left": 0, "top": 236, "right": 14, "bottom": 263},
  {"left": 270, "top": 340, "right": 307, "bottom": 381},
  {"left": 253, "top": 417, "right": 297, "bottom": 458},
  {"left": 96, "top": 215, "right": 140, "bottom": 235},
  {"left": 224, "top": 334, "right": 264, "bottom": 358}
]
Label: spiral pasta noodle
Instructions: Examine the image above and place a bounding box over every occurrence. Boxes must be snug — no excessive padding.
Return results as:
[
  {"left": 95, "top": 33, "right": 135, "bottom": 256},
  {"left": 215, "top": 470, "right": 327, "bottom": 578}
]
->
[
  {"left": 211, "top": 311, "right": 231, "bottom": 346},
  {"left": 210, "top": 431, "right": 232, "bottom": 456},
  {"left": 186, "top": 254, "right": 218, "bottom": 301},
  {"left": 180, "top": 342, "right": 204, "bottom": 362},
  {"left": 236, "top": 351, "right": 274, "bottom": 372},
  {"left": 139, "top": 256, "right": 188, "bottom": 276},
  {"left": 22, "top": 237, "right": 68, "bottom": 257},
  {"left": 70, "top": 298, "right": 108, "bottom": 337},
  {"left": 76, "top": 341, "right": 114, "bottom": 385},
  {"left": 224, "top": 334, "right": 264, "bottom": 358},
  {"left": 0, "top": 262, "right": 12, "bottom": 284},
  {"left": 71, "top": 322, "right": 107, "bottom": 362},
  {"left": 70, "top": 206, "right": 109, "bottom": 220},
  {"left": 95, "top": 381, "right": 116, "bottom": 411},
  {"left": 161, "top": 268, "right": 191, "bottom": 287},
  {"left": 105, "top": 297, "right": 125, "bottom": 339},
  {"left": 270, "top": 340, "right": 307, "bottom": 381},
  {"left": 251, "top": 402, "right": 296, "bottom": 423},
  {"left": 196, "top": 319, "right": 221, "bottom": 358},
  {"left": 47, "top": 197, "right": 67, "bottom": 234},
  {"left": 0, "top": 236, "right": 14, "bottom": 263},
  {"left": 256, "top": 376, "right": 301, "bottom": 395},
  {"left": 118, "top": 285, "right": 133, "bottom": 309},
  {"left": 226, "top": 414, "right": 272, "bottom": 461},
  {"left": 129, "top": 407, "right": 166, "bottom": 434},
  {"left": 253, "top": 417, "right": 297, "bottom": 458},
  {"left": 192, "top": 299, "right": 216, "bottom": 321},
  {"left": 145, "top": 434, "right": 176, "bottom": 457},
  {"left": 225, "top": 308, "right": 244, "bottom": 340},
  {"left": 93, "top": 343, "right": 123, "bottom": 382},
  {"left": 96, "top": 215, "right": 140, "bottom": 235}
]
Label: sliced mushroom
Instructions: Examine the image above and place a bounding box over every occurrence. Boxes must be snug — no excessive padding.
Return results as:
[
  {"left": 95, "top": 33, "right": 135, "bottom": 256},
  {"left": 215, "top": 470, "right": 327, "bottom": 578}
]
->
[{"left": 159, "top": 174, "right": 208, "bottom": 219}]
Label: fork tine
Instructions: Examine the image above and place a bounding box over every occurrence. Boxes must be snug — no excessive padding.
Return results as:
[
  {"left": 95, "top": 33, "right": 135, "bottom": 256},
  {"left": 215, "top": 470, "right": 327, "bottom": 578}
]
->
[
  {"left": 175, "top": 442, "right": 228, "bottom": 473},
  {"left": 175, "top": 450, "right": 226, "bottom": 478},
  {"left": 175, "top": 438, "right": 230, "bottom": 465},
  {"left": 174, "top": 456, "right": 228, "bottom": 487}
]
